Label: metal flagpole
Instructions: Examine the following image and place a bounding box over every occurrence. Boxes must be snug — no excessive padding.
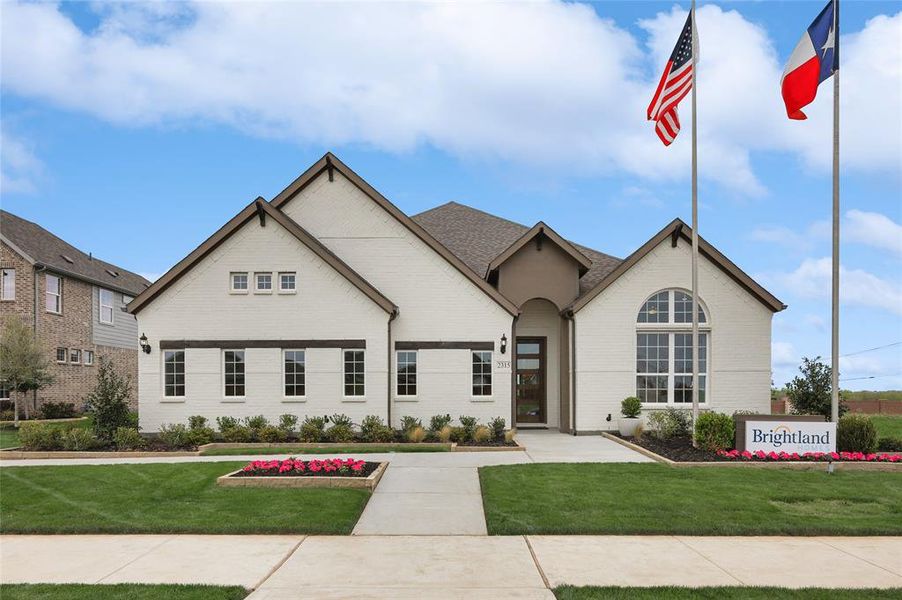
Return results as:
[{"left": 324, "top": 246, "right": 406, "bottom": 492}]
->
[
  {"left": 831, "top": 0, "right": 840, "bottom": 422},
  {"left": 691, "top": 0, "right": 700, "bottom": 441}
]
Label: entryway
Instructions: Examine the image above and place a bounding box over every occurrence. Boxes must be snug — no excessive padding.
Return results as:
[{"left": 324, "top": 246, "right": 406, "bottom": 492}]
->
[{"left": 516, "top": 337, "right": 546, "bottom": 425}]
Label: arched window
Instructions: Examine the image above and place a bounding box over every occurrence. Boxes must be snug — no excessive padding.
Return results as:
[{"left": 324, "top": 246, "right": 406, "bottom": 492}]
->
[{"left": 636, "top": 289, "right": 708, "bottom": 405}]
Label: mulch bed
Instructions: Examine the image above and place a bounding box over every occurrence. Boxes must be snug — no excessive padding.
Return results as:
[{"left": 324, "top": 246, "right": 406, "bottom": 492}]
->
[
  {"left": 615, "top": 433, "right": 724, "bottom": 462},
  {"left": 457, "top": 439, "right": 518, "bottom": 447}
]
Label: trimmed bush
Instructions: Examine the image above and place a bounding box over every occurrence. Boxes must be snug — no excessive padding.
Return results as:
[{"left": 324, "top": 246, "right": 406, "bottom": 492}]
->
[
  {"left": 877, "top": 437, "right": 902, "bottom": 452},
  {"left": 278, "top": 414, "right": 299, "bottom": 436},
  {"left": 837, "top": 414, "right": 878, "bottom": 453},
  {"left": 449, "top": 426, "right": 468, "bottom": 443},
  {"left": 259, "top": 424, "right": 287, "bottom": 443},
  {"left": 488, "top": 416, "right": 506, "bottom": 441},
  {"left": 437, "top": 425, "right": 453, "bottom": 443},
  {"left": 39, "top": 401, "right": 77, "bottom": 420},
  {"left": 188, "top": 415, "right": 209, "bottom": 430},
  {"left": 158, "top": 423, "right": 191, "bottom": 449},
  {"left": 429, "top": 414, "right": 452, "bottom": 432},
  {"left": 694, "top": 412, "right": 735, "bottom": 452},
  {"left": 621, "top": 396, "right": 642, "bottom": 419},
  {"left": 216, "top": 416, "right": 240, "bottom": 432},
  {"left": 473, "top": 425, "right": 492, "bottom": 443},
  {"left": 60, "top": 427, "right": 100, "bottom": 451},
  {"left": 400, "top": 416, "right": 422, "bottom": 433},
  {"left": 326, "top": 423, "right": 354, "bottom": 443},
  {"left": 299, "top": 416, "right": 327, "bottom": 442},
  {"left": 647, "top": 407, "right": 692, "bottom": 439},
  {"left": 221, "top": 425, "right": 251, "bottom": 443},
  {"left": 87, "top": 357, "right": 133, "bottom": 442},
  {"left": 360, "top": 415, "right": 394, "bottom": 443},
  {"left": 407, "top": 426, "right": 427, "bottom": 443},
  {"left": 187, "top": 426, "right": 214, "bottom": 446},
  {"left": 113, "top": 427, "right": 146, "bottom": 450},
  {"left": 18, "top": 423, "right": 62, "bottom": 450},
  {"left": 458, "top": 415, "right": 478, "bottom": 441},
  {"left": 243, "top": 415, "right": 268, "bottom": 440}
]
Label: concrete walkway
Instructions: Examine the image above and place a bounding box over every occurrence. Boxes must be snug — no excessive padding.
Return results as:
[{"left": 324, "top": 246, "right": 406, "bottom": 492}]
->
[{"left": 3, "top": 535, "right": 900, "bottom": 597}]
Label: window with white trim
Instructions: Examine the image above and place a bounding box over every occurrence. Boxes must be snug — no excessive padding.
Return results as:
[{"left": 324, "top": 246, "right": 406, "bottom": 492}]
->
[
  {"left": 56, "top": 347, "right": 67, "bottom": 363},
  {"left": 84, "top": 350, "right": 95, "bottom": 366},
  {"left": 69, "top": 349, "right": 81, "bottom": 364},
  {"left": 396, "top": 351, "right": 417, "bottom": 396},
  {"left": 99, "top": 288, "right": 114, "bottom": 324},
  {"left": 284, "top": 350, "right": 305, "bottom": 397},
  {"left": 279, "top": 272, "right": 296, "bottom": 293},
  {"left": 164, "top": 350, "right": 185, "bottom": 397},
  {"left": 343, "top": 350, "right": 365, "bottom": 396},
  {"left": 46, "top": 274, "right": 62, "bottom": 313},
  {"left": 255, "top": 272, "right": 272, "bottom": 293},
  {"left": 223, "top": 350, "right": 245, "bottom": 397},
  {"left": 230, "top": 272, "right": 248, "bottom": 293},
  {"left": 1, "top": 268, "right": 15, "bottom": 300},
  {"left": 472, "top": 351, "right": 492, "bottom": 396}
]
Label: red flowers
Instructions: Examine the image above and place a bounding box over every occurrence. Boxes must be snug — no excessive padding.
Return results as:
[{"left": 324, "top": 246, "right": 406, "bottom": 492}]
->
[
  {"left": 717, "top": 449, "right": 901, "bottom": 463},
  {"left": 238, "top": 457, "right": 370, "bottom": 477}
]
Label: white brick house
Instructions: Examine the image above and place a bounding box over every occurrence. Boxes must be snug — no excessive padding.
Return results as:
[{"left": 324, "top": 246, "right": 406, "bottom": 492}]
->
[{"left": 130, "top": 153, "right": 785, "bottom": 433}]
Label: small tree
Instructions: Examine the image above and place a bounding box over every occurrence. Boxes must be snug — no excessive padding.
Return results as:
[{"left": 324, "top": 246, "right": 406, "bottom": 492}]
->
[
  {"left": 0, "top": 316, "right": 54, "bottom": 423},
  {"left": 786, "top": 356, "right": 847, "bottom": 421},
  {"left": 85, "top": 356, "right": 133, "bottom": 441}
]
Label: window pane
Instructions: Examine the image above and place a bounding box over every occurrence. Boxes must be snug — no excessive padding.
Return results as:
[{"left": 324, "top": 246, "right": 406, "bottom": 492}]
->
[
  {"left": 637, "top": 291, "right": 669, "bottom": 323},
  {"left": 224, "top": 350, "right": 245, "bottom": 396},
  {"left": 56, "top": 348, "right": 67, "bottom": 362},
  {"left": 1, "top": 269, "right": 15, "bottom": 300},
  {"left": 231, "top": 273, "right": 248, "bottom": 290},
  {"left": 256, "top": 273, "right": 272, "bottom": 290},
  {"left": 344, "top": 350, "right": 365, "bottom": 396},
  {"left": 472, "top": 351, "right": 492, "bottom": 396},
  {"left": 517, "top": 342, "right": 540, "bottom": 355},
  {"left": 674, "top": 291, "right": 706, "bottom": 323},
  {"left": 397, "top": 351, "right": 417, "bottom": 396},
  {"left": 164, "top": 350, "right": 185, "bottom": 397},
  {"left": 280, "top": 273, "right": 296, "bottom": 291}
]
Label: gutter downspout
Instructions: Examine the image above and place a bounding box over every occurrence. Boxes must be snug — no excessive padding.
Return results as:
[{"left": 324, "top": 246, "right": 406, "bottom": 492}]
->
[
  {"left": 386, "top": 308, "right": 399, "bottom": 426},
  {"left": 563, "top": 309, "right": 576, "bottom": 435}
]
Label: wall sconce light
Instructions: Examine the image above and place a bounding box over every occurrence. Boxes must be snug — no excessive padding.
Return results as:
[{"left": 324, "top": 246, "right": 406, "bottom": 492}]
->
[
  {"left": 500, "top": 334, "right": 508, "bottom": 354},
  {"left": 139, "top": 333, "right": 151, "bottom": 354}
]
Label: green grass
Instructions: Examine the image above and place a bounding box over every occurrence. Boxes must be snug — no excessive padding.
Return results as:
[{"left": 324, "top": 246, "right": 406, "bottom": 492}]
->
[
  {"left": 0, "top": 461, "right": 370, "bottom": 534},
  {"left": 0, "top": 417, "right": 92, "bottom": 449},
  {"left": 554, "top": 587, "right": 902, "bottom": 600},
  {"left": 872, "top": 415, "right": 902, "bottom": 438},
  {"left": 200, "top": 444, "right": 449, "bottom": 456},
  {"left": 844, "top": 390, "right": 902, "bottom": 402},
  {"left": 479, "top": 463, "right": 902, "bottom": 536},
  {"left": 0, "top": 584, "right": 247, "bottom": 600}
]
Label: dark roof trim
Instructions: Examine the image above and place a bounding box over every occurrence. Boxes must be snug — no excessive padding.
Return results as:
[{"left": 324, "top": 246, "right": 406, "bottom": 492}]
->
[
  {"left": 567, "top": 219, "right": 786, "bottom": 314},
  {"left": 485, "top": 221, "right": 592, "bottom": 279},
  {"left": 160, "top": 339, "right": 366, "bottom": 349},
  {"left": 271, "top": 153, "right": 520, "bottom": 316},
  {"left": 128, "top": 198, "right": 397, "bottom": 315}
]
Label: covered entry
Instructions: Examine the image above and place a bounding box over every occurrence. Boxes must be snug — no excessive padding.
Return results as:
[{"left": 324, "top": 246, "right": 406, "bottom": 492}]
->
[
  {"left": 516, "top": 336, "right": 546, "bottom": 423},
  {"left": 515, "top": 298, "right": 563, "bottom": 429}
]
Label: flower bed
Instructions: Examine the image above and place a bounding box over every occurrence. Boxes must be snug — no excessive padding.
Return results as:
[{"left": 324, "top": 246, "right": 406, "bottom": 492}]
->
[
  {"left": 217, "top": 457, "right": 387, "bottom": 489},
  {"left": 717, "top": 449, "right": 902, "bottom": 463}
]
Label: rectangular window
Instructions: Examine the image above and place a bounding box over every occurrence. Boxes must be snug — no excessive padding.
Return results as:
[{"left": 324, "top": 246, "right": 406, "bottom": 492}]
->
[
  {"left": 636, "top": 333, "right": 669, "bottom": 403},
  {"left": 279, "top": 272, "right": 296, "bottom": 293},
  {"left": 223, "top": 350, "right": 246, "bottom": 397},
  {"left": 45, "top": 274, "right": 62, "bottom": 313},
  {"left": 472, "top": 351, "right": 492, "bottom": 396},
  {"left": 636, "top": 333, "right": 707, "bottom": 404},
  {"left": 84, "top": 350, "right": 95, "bottom": 366},
  {"left": 0, "top": 384, "right": 9, "bottom": 399},
  {"left": 255, "top": 272, "right": 272, "bottom": 293},
  {"left": 230, "top": 272, "right": 248, "bottom": 293},
  {"left": 396, "top": 351, "right": 417, "bottom": 396},
  {"left": 164, "top": 350, "right": 185, "bottom": 397},
  {"left": 56, "top": 347, "right": 67, "bottom": 363},
  {"left": 343, "top": 350, "right": 365, "bottom": 396},
  {"left": 284, "top": 350, "right": 305, "bottom": 397},
  {"left": 673, "top": 333, "right": 707, "bottom": 403},
  {"left": 69, "top": 349, "right": 81, "bottom": 364},
  {"left": 1, "top": 268, "right": 15, "bottom": 300},
  {"left": 99, "top": 288, "right": 114, "bottom": 324}
]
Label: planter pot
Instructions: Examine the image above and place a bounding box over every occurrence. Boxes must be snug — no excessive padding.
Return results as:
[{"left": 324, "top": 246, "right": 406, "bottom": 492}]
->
[{"left": 618, "top": 417, "right": 640, "bottom": 437}]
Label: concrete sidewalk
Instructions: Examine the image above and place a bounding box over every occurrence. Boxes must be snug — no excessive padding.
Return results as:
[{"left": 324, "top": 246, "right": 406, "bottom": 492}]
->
[{"left": 2, "top": 535, "right": 900, "bottom": 597}]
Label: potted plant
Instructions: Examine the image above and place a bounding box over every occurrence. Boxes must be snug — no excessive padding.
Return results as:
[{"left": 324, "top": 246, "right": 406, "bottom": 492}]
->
[{"left": 618, "top": 396, "right": 642, "bottom": 437}]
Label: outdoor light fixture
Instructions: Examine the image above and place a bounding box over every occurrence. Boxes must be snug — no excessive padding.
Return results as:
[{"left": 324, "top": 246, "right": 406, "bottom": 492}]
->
[
  {"left": 500, "top": 334, "right": 508, "bottom": 354},
  {"left": 139, "top": 333, "right": 151, "bottom": 354}
]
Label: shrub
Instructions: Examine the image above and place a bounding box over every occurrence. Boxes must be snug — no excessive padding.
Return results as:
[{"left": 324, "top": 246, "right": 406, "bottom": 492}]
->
[
  {"left": 188, "top": 415, "right": 209, "bottom": 430},
  {"left": 360, "top": 415, "right": 394, "bottom": 443},
  {"left": 407, "top": 426, "right": 427, "bottom": 443},
  {"left": 158, "top": 423, "right": 191, "bottom": 449},
  {"left": 243, "top": 415, "right": 269, "bottom": 440},
  {"left": 694, "top": 412, "right": 735, "bottom": 452},
  {"left": 39, "top": 401, "right": 76, "bottom": 420},
  {"left": 0, "top": 409, "right": 14, "bottom": 422},
  {"left": 259, "top": 424, "right": 288, "bottom": 443},
  {"left": 400, "top": 416, "right": 422, "bottom": 433},
  {"left": 221, "top": 425, "right": 251, "bottom": 443},
  {"left": 647, "top": 407, "right": 692, "bottom": 439},
  {"left": 488, "top": 417, "right": 506, "bottom": 441},
  {"left": 437, "top": 425, "right": 453, "bottom": 443},
  {"left": 429, "top": 414, "right": 452, "bottom": 432},
  {"left": 328, "top": 413, "right": 353, "bottom": 427},
  {"left": 458, "top": 415, "right": 478, "bottom": 441},
  {"left": 60, "top": 427, "right": 100, "bottom": 451},
  {"left": 621, "top": 396, "right": 642, "bottom": 419},
  {"left": 837, "top": 414, "right": 877, "bottom": 453},
  {"left": 326, "top": 423, "right": 354, "bottom": 443},
  {"left": 113, "top": 427, "right": 146, "bottom": 450},
  {"left": 87, "top": 357, "right": 133, "bottom": 442},
  {"left": 473, "top": 425, "right": 492, "bottom": 443},
  {"left": 300, "top": 416, "right": 327, "bottom": 442},
  {"left": 504, "top": 428, "right": 516, "bottom": 443},
  {"left": 187, "top": 426, "right": 215, "bottom": 447},
  {"left": 449, "top": 426, "right": 468, "bottom": 443},
  {"left": 278, "top": 414, "right": 299, "bottom": 436},
  {"left": 877, "top": 437, "right": 902, "bottom": 452},
  {"left": 18, "top": 422, "right": 62, "bottom": 450},
  {"left": 787, "top": 356, "right": 847, "bottom": 420},
  {"left": 216, "top": 416, "right": 240, "bottom": 432}
]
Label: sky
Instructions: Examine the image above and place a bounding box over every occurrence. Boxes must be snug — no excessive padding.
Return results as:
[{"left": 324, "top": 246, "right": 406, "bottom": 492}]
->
[{"left": 1, "top": 0, "right": 900, "bottom": 391}]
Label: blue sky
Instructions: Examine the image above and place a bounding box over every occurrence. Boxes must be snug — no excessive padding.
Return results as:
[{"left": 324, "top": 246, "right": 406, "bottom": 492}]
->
[{"left": 1, "top": 1, "right": 900, "bottom": 390}]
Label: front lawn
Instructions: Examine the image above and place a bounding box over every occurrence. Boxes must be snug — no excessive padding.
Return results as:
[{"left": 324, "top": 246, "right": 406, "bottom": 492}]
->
[
  {"left": 0, "top": 417, "right": 92, "bottom": 449},
  {"left": 0, "top": 461, "right": 370, "bottom": 534},
  {"left": 0, "top": 584, "right": 247, "bottom": 600},
  {"left": 554, "top": 587, "right": 902, "bottom": 600},
  {"left": 200, "top": 444, "right": 449, "bottom": 456},
  {"left": 479, "top": 463, "right": 902, "bottom": 535},
  {"left": 872, "top": 415, "right": 902, "bottom": 438}
]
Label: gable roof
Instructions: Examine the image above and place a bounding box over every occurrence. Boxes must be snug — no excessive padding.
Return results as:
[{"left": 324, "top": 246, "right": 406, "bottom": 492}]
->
[
  {"left": 566, "top": 219, "right": 786, "bottom": 314},
  {"left": 128, "top": 199, "right": 396, "bottom": 315},
  {"left": 486, "top": 221, "right": 592, "bottom": 279},
  {"left": 412, "top": 202, "right": 623, "bottom": 298},
  {"left": 0, "top": 210, "right": 150, "bottom": 296},
  {"left": 270, "top": 153, "right": 520, "bottom": 316}
]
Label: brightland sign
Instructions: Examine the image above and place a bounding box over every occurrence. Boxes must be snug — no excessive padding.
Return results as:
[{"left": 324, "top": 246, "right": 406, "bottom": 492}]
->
[{"left": 745, "top": 420, "right": 836, "bottom": 453}]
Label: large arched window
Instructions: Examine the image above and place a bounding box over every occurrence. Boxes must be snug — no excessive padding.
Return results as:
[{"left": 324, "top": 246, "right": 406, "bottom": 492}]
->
[{"left": 636, "top": 289, "right": 709, "bottom": 405}]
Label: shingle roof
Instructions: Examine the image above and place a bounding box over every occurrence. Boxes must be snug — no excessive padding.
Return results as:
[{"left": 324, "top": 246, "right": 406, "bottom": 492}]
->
[
  {"left": 1, "top": 210, "right": 151, "bottom": 296},
  {"left": 411, "top": 202, "right": 622, "bottom": 299}
]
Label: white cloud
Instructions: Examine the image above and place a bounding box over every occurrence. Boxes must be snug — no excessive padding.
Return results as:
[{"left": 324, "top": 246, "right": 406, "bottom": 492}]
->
[
  {"left": 772, "top": 341, "right": 798, "bottom": 368},
  {"left": 0, "top": 128, "right": 43, "bottom": 194},
  {"left": 845, "top": 209, "right": 902, "bottom": 256},
  {"left": 777, "top": 257, "right": 902, "bottom": 315},
  {"left": 0, "top": 3, "right": 899, "bottom": 194}
]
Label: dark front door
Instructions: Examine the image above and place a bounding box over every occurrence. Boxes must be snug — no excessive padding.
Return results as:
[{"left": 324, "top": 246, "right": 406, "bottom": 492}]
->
[{"left": 516, "top": 337, "right": 546, "bottom": 424}]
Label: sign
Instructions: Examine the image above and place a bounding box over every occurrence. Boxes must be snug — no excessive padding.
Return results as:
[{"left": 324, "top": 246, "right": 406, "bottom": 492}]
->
[{"left": 745, "top": 420, "right": 836, "bottom": 454}]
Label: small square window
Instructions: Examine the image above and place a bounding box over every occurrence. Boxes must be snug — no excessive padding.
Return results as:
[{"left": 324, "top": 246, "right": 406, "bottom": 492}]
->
[
  {"left": 279, "top": 272, "right": 296, "bottom": 293},
  {"left": 69, "top": 349, "right": 81, "bottom": 364},
  {"left": 84, "top": 350, "right": 95, "bottom": 366},
  {"left": 230, "top": 272, "right": 248, "bottom": 293},
  {"left": 255, "top": 272, "right": 272, "bottom": 293},
  {"left": 56, "top": 348, "right": 67, "bottom": 363}
]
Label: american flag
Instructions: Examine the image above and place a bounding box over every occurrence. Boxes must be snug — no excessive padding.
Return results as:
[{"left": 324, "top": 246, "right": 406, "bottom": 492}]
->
[{"left": 647, "top": 11, "right": 697, "bottom": 146}]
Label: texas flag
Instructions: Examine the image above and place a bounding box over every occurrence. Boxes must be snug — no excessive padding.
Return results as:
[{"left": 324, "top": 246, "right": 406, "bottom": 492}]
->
[{"left": 781, "top": 0, "right": 838, "bottom": 120}]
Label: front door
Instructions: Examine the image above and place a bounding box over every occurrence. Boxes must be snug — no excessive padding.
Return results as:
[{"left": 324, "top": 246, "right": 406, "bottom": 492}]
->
[{"left": 516, "top": 337, "right": 546, "bottom": 424}]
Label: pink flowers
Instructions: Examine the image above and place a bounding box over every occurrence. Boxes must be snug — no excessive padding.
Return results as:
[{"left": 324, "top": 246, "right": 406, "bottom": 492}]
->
[
  {"left": 716, "top": 449, "right": 901, "bottom": 463},
  {"left": 238, "top": 457, "right": 371, "bottom": 477}
]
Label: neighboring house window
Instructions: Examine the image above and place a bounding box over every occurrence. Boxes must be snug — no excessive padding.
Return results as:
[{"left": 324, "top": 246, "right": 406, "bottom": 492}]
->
[
  {"left": 69, "top": 349, "right": 81, "bottom": 364},
  {"left": 396, "top": 351, "right": 417, "bottom": 397},
  {"left": 636, "top": 289, "right": 709, "bottom": 405},
  {"left": 223, "top": 350, "right": 245, "bottom": 397},
  {"left": 472, "top": 351, "right": 492, "bottom": 396},
  {"left": 0, "top": 384, "right": 9, "bottom": 399},
  {"left": 84, "top": 350, "right": 95, "bottom": 366},
  {"left": 1, "top": 268, "right": 15, "bottom": 300},
  {"left": 279, "top": 272, "right": 296, "bottom": 293},
  {"left": 283, "top": 350, "right": 305, "bottom": 397},
  {"left": 99, "top": 288, "right": 115, "bottom": 324},
  {"left": 255, "top": 272, "right": 272, "bottom": 293},
  {"left": 343, "top": 350, "right": 365, "bottom": 396},
  {"left": 164, "top": 350, "right": 185, "bottom": 397},
  {"left": 56, "top": 348, "right": 67, "bottom": 363},
  {"left": 230, "top": 272, "right": 248, "bottom": 293},
  {"left": 46, "top": 274, "right": 62, "bottom": 313}
]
